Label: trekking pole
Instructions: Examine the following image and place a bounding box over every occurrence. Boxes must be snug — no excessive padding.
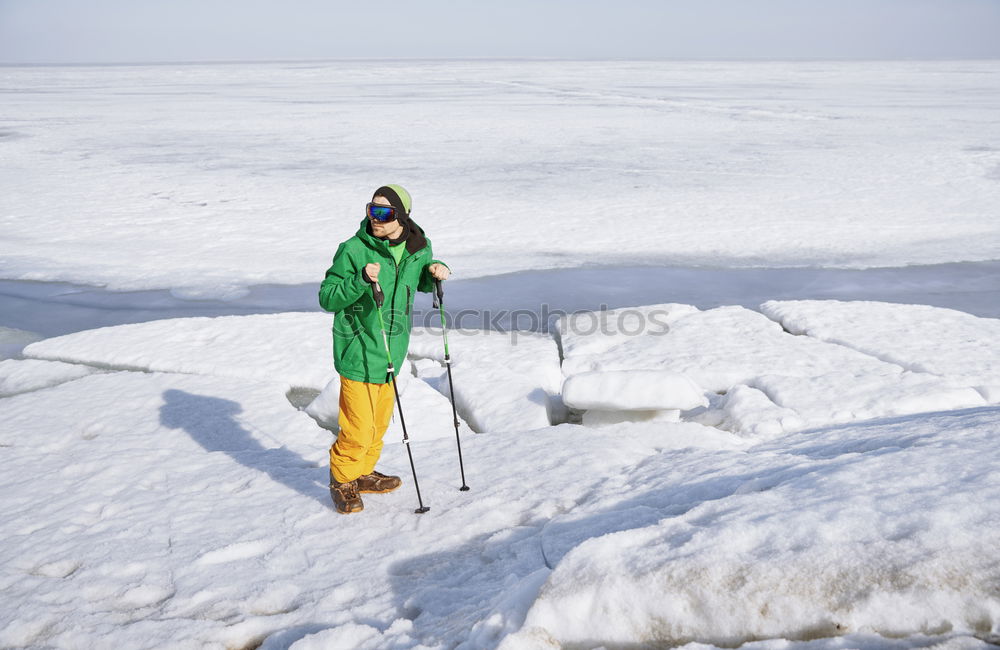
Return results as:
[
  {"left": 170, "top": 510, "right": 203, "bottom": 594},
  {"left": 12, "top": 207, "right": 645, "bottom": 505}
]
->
[
  {"left": 372, "top": 281, "right": 430, "bottom": 514},
  {"left": 434, "top": 279, "right": 470, "bottom": 491}
]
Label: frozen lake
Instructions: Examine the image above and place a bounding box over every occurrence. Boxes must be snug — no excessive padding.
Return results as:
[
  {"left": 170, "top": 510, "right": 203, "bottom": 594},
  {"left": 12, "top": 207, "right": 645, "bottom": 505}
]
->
[
  {"left": 3, "top": 60, "right": 997, "bottom": 348},
  {"left": 2, "top": 60, "right": 999, "bottom": 299}
]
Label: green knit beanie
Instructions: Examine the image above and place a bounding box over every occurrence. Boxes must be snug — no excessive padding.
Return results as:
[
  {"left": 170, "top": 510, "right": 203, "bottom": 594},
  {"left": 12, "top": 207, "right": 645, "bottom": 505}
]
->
[{"left": 372, "top": 184, "right": 412, "bottom": 220}]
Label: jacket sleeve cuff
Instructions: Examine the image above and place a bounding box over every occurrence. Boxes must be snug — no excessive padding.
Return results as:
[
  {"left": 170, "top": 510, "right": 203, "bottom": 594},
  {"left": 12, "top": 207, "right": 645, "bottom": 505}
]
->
[{"left": 357, "top": 268, "right": 373, "bottom": 292}]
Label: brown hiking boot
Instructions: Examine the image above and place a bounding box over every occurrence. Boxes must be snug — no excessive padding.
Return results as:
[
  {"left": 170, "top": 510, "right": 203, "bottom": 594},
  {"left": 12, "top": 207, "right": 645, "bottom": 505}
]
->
[
  {"left": 330, "top": 477, "right": 364, "bottom": 514},
  {"left": 356, "top": 470, "right": 402, "bottom": 494}
]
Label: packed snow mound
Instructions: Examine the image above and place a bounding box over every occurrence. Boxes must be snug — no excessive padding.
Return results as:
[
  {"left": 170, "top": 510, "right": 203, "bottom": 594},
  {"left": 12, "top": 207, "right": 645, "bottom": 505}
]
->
[
  {"left": 558, "top": 303, "right": 986, "bottom": 436},
  {"left": 561, "top": 369, "right": 707, "bottom": 411},
  {"left": 508, "top": 407, "right": 1000, "bottom": 649},
  {"left": 22, "top": 312, "right": 336, "bottom": 389},
  {"left": 761, "top": 300, "right": 1000, "bottom": 402},
  {"left": 409, "top": 327, "right": 562, "bottom": 432}
]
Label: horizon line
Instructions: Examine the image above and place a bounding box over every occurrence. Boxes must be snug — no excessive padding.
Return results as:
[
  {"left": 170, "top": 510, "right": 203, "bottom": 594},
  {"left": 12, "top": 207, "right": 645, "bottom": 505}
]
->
[{"left": 4, "top": 55, "right": 1000, "bottom": 68}]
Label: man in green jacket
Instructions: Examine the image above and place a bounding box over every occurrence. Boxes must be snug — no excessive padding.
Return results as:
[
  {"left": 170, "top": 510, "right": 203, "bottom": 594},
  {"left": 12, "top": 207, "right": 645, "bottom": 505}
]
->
[{"left": 319, "top": 184, "right": 449, "bottom": 514}]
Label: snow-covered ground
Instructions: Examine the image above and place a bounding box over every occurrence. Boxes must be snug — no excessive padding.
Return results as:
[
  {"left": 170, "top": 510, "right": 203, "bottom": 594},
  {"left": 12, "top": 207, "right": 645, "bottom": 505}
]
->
[
  {"left": 2, "top": 61, "right": 1000, "bottom": 298},
  {"left": 3, "top": 300, "right": 1000, "bottom": 649},
  {"left": 2, "top": 60, "right": 1000, "bottom": 649}
]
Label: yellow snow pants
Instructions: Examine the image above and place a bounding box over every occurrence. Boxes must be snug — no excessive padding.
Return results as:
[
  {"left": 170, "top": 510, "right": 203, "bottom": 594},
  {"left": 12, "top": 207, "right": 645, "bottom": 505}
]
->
[{"left": 330, "top": 376, "right": 396, "bottom": 483}]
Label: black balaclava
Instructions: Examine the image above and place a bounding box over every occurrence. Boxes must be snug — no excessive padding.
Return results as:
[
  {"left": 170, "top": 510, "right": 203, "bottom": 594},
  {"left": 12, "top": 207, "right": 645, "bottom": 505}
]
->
[{"left": 371, "top": 185, "right": 412, "bottom": 245}]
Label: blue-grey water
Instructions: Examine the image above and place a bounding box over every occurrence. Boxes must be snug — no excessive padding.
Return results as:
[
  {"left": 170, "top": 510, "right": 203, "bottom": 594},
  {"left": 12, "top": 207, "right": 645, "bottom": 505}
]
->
[{"left": 2, "top": 261, "right": 998, "bottom": 358}]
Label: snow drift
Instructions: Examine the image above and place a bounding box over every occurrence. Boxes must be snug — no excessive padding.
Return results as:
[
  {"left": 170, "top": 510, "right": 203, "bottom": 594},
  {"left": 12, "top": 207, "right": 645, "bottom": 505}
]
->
[{"left": 506, "top": 407, "right": 1000, "bottom": 648}]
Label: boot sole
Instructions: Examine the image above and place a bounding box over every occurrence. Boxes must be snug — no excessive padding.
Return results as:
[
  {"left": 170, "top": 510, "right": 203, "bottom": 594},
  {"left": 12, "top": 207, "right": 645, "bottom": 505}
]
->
[
  {"left": 358, "top": 484, "right": 401, "bottom": 494},
  {"left": 333, "top": 502, "right": 364, "bottom": 514}
]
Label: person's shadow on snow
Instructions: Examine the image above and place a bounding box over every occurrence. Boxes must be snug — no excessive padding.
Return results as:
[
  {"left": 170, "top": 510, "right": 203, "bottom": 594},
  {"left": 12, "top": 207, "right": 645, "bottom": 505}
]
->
[{"left": 159, "top": 389, "right": 329, "bottom": 507}]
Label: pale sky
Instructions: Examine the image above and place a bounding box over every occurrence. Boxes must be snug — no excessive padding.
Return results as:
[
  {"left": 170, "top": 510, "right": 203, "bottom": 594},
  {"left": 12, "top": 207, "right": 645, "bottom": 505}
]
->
[{"left": 1, "top": 0, "right": 999, "bottom": 64}]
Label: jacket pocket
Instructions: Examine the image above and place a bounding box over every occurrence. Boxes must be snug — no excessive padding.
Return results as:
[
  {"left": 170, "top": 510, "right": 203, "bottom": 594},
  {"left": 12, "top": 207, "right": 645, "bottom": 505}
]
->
[{"left": 338, "top": 332, "right": 361, "bottom": 362}]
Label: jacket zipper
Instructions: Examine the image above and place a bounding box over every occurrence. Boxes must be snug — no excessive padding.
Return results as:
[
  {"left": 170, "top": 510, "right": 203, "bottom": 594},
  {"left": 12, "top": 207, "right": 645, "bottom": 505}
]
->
[{"left": 386, "top": 247, "right": 401, "bottom": 375}]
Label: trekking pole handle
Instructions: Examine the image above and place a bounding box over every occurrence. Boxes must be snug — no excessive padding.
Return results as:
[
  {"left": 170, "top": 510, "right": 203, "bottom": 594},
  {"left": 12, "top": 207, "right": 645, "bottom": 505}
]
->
[
  {"left": 372, "top": 281, "right": 385, "bottom": 308},
  {"left": 432, "top": 278, "right": 444, "bottom": 309}
]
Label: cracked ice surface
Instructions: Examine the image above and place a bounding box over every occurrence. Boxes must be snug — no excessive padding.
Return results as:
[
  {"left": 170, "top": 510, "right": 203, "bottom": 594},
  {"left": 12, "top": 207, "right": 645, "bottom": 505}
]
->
[
  {"left": 2, "top": 356, "right": 999, "bottom": 648},
  {"left": 558, "top": 304, "right": 987, "bottom": 436},
  {"left": 761, "top": 300, "right": 1000, "bottom": 403},
  {"left": 19, "top": 312, "right": 554, "bottom": 439},
  {"left": 18, "top": 313, "right": 470, "bottom": 445},
  {"left": 22, "top": 313, "right": 337, "bottom": 389},
  {"left": 0, "top": 358, "right": 102, "bottom": 398}
]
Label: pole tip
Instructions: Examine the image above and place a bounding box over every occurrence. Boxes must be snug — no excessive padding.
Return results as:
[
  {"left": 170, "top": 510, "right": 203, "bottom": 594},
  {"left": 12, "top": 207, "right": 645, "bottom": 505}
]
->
[
  {"left": 415, "top": 506, "right": 431, "bottom": 514},
  {"left": 459, "top": 486, "right": 470, "bottom": 492}
]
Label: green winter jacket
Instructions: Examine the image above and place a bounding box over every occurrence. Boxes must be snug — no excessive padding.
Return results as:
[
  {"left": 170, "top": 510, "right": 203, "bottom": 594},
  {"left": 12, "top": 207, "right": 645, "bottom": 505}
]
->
[{"left": 319, "top": 218, "right": 445, "bottom": 384}]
